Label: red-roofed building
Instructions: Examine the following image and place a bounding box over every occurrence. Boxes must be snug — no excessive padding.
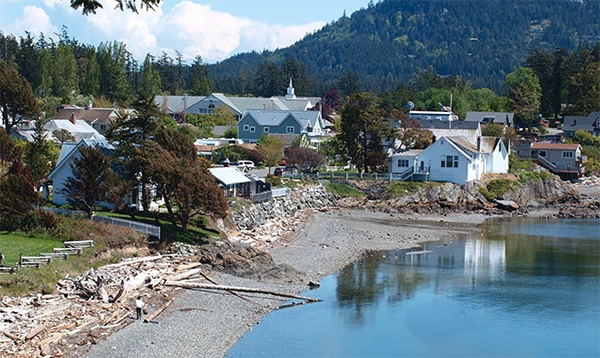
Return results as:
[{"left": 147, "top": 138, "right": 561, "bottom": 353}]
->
[{"left": 514, "top": 141, "right": 587, "bottom": 179}]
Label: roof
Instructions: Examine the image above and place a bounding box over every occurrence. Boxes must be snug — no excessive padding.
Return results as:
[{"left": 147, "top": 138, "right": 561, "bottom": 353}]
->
[
  {"left": 278, "top": 97, "right": 313, "bottom": 111},
  {"left": 208, "top": 167, "right": 252, "bottom": 186},
  {"left": 391, "top": 149, "right": 423, "bottom": 157},
  {"left": 49, "top": 108, "right": 121, "bottom": 125},
  {"left": 229, "top": 97, "right": 289, "bottom": 113},
  {"left": 154, "top": 95, "right": 205, "bottom": 114},
  {"left": 243, "top": 110, "right": 321, "bottom": 128},
  {"left": 447, "top": 136, "right": 480, "bottom": 155},
  {"left": 530, "top": 142, "right": 580, "bottom": 150},
  {"left": 429, "top": 128, "right": 479, "bottom": 146},
  {"left": 563, "top": 112, "right": 600, "bottom": 132},
  {"left": 465, "top": 112, "right": 514, "bottom": 125},
  {"left": 44, "top": 120, "right": 105, "bottom": 142},
  {"left": 479, "top": 137, "right": 501, "bottom": 153},
  {"left": 417, "top": 119, "right": 480, "bottom": 130},
  {"left": 48, "top": 139, "right": 114, "bottom": 180}
]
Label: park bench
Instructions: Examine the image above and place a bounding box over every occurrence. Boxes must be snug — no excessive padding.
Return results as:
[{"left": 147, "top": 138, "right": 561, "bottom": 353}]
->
[
  {"left": 40, "top": 252, "right": 69, "bottom": 260},
  {"left": 53, "top": 247, "right": 82, "bottom": 256},
  {"left": 64, "top": 240, "right": 94, "bottom": 248},
  {"left": 19, "top": 256, "right": 52, "bottom": 268}
]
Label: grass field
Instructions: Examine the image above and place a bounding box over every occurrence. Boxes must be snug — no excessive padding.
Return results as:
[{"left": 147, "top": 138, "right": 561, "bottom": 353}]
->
[{"left": 0, "top": 233, "right": 64, "bottom": 267}]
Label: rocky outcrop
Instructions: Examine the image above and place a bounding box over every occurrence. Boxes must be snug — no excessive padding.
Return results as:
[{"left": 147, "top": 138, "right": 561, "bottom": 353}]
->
[
  {"left": 502, "top": 177, "right": 579, "bottom": 207},
  {"left": 384, "top": 182, "right": 490, "bottom": 213}
]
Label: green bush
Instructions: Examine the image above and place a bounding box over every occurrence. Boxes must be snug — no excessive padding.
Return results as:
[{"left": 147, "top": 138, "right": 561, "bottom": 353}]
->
[
  {"left": 479, "top": 178, "right": 516, "bottom": 200},
  {"left": 388, "top": 181, "right": 427, "bottom": 198},
  {"left": 190, "top": 215, "right": 209, "bottom": 229},
  {"left": 509, "top": 155, "right": 536, "bottom": 173},
  {"left": 324, "top": 182, "right": 365, "bottom": 198},
  {"left": 518, "top": 171, "right": 554, "bottom": 183}
]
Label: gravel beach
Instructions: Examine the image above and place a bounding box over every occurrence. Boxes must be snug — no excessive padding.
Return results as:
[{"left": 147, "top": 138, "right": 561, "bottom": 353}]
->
[{"left": 79, "top": 209, "right": 495, "bottom": 358}]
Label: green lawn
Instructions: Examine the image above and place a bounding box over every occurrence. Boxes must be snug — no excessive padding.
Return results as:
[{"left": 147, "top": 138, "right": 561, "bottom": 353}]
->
[
  {"left": 0, "top": 232, "right": 64, "bottom": 267},
  {"left": 93, "top": 210, "right": 220, "bottom": 239}
]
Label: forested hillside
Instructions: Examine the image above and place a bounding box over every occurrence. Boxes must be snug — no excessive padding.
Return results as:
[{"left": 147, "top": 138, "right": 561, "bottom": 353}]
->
[{"left": 210, "top": 0, "right": 600, "bottom": 95}]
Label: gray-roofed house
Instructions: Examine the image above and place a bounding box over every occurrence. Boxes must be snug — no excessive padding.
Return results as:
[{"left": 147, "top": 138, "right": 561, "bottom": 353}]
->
[
  {"left": 237, "top": 110, "right": 329, "bottom": 145},
  {"left": 562, "top": 112, "right": 600, "bottom": 138},
  {"left": 416, "top": 119, "right": 482, "bottom": 146},
  {"left": 154, "top": 95, "right": 206, "bottom": 120},
  {"left": 15, "top": 113, "right": 105, "bottom": 143},
  {"left": 49, "top": 106, "right": 127, "bottom": 133},
  {"left": 187, "top": 94, "right": 290, "bottom": 121},
  {"left": 465, "top": 112, "right": 514, "bottom": 126},
  {"left": 208, "top": 167, "right": 252, "bottom": 197}
]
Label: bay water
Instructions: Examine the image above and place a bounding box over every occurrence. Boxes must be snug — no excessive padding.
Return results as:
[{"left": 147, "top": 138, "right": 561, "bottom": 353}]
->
[{"left": 226, "top": 218, "right": 600, "bottom": 358}]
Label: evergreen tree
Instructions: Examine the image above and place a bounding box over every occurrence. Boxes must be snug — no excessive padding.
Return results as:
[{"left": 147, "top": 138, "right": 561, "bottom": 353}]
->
[
  {"left": 506, "top": 67, "right": 542, "bottom": 129},
  {"left": 33, "top": 47, "right": 53, "bottom": 98},
  {"left": 97, "top": 41, "right": 130, "bottom": 103},
  {"left": 281, "top": 56, "right": 311, "bottom": 96},
  {"left": 339, "top": 92, "right": 390, "bottom": 172},
  {"left": 0, "top": 59, "right": 40, "bottom": 133},
  {"left": 17, "top": 32, "right": 37, "bottom": 86},
  {"left": 140, "top": 54, "right": 162, "bottom": 96},
  {"left": 253, "top": 61, "right": 283, "bottom": 97},
  {"left": 52, "top": 42, "right": 78, "bottom": 98},
  {"left": 59, "top": 144, "right": 114, "bottom": 219},
  {"left": 188, "top": 56, "right": 212, "bottom": 96},
  {"left": 337, "top": 70, "right": 362, "bottom": 97},
  {"left": 82, "top": 50, "right": 100, "bottom": 96}
]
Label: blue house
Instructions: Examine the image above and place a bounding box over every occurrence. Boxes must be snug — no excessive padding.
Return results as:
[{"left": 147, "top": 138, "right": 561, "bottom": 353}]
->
[{"left": 237, "top": 110, "right": 329, "bottom": 144}]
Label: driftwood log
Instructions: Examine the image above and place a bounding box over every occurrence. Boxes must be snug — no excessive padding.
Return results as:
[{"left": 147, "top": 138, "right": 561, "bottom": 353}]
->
[
  {"left": 164, "top": 281, "right": 322, "bottom": 303},
  {"left": 143, "top": 299, "right": 174, "bottom": 323}
]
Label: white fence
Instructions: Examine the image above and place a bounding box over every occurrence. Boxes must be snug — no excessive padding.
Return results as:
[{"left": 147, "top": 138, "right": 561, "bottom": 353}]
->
[
  {"left": 92, "top": 215, "right": 161, "bottom": 238},
  {"left": 271, "top": 188, "right": 291, "bottom": 198}
]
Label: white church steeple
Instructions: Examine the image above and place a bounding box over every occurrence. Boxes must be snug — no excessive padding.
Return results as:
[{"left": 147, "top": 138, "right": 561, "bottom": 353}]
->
[{"left": 285, "top": 77, "right": 296, "bottom": 99}]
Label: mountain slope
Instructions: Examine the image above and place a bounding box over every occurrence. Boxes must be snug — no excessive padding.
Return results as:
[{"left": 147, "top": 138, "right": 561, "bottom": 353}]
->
[{"left": 210, "top": 0, "right": 600, "bottom": 94}]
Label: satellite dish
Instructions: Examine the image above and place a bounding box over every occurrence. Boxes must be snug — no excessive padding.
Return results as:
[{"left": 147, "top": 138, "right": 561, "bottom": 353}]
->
[{"left": 406, "top": 101, "right": 415, "bottom": 111}]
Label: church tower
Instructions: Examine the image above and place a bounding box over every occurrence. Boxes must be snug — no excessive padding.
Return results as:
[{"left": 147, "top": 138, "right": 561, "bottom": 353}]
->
[{"left": 285, "top": 78, "right": 296, "bottom": 99}]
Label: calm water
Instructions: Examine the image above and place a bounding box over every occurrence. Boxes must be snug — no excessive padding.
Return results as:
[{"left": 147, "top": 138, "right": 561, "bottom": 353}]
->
[{"left": 227, "top": 218, "right": 600, "bottom": 358}]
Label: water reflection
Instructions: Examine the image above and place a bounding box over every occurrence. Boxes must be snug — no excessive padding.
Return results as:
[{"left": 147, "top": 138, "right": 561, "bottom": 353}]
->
[{"left": 227, "top": 218, "right": 600, "bottom": 358}]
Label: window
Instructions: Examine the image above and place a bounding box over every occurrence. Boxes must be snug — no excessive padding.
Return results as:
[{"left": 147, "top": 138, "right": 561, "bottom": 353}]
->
[
  {"left": 264, "top": 127, "right": 270, "bottom": 133},
  {"left": 562, "top": 151, "right": 574, "bottom": 158},
  {"left": 397, "top": 159, "right": 409, "bottom": 167},
  {"left": 250, "top": 126, "right": 255, "bottom": 133},
  {"left": 539, "top": 150, "right": 547, "bottom": 157},
  {"left": 208, "top": 104, "right": 215, "bottom": 114},
  {"left": 441, "top": 155, "right": 458, "bottom": 168},
  {"left": 286, "top": 126, "right": 295, "bottom": 133},
  {"left": 243, "top": 125, "right": 249, "bottom": 131}
]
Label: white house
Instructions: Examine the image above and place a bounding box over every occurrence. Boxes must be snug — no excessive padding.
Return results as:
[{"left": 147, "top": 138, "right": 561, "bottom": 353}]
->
[
  {"left": 47, "top": 139, "right": 114, "bottom": 207},
  {"left": 389, "top": 136, "right": 509, "bottom": 185},
  {"left": 15, "top": 113, "right": 105, "bottom": 143}
]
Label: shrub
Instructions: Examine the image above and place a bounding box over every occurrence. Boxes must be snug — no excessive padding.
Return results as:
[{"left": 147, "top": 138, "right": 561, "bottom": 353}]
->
[
  {"left": 388, "top": 181, "right": 427, "bottom": 198},
  {"left": 324, "top": 182, "right": 365, "bottom": 198},
  {"left": 479, "top": 178, "right": 516, "bottom": 200},
  {"left": 518, "top": 171, "right": 554, "bottom": 182},
  {"left": 509, "top": 156, "right": 536, "bottom": 173},
  {"left": 190, "top": 215, "right": 209, "bottom": 229}
]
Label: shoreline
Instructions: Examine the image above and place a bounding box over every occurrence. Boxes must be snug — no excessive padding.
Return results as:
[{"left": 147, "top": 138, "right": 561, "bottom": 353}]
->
[{"left": 79, "top": 209, "right": 503, "bottom": 358}]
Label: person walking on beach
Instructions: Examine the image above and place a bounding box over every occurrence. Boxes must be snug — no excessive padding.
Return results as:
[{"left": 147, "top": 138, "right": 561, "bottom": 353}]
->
[{"left": 135, "top": 296, "right": 145, "bottom": 320}]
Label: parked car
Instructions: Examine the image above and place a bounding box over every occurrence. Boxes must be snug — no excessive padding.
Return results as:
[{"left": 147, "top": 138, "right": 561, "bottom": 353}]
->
[
  {"left": 273, "top": 167, "right": 283, "bottom": 176},
  {"left": 236, "top": 160, "right": 255, "bottom": 170}
]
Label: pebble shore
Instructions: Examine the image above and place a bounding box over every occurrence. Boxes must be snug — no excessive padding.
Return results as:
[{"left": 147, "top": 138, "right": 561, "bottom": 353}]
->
[{"left": 79, "top": 209, "right": 493, "bottom": 358}]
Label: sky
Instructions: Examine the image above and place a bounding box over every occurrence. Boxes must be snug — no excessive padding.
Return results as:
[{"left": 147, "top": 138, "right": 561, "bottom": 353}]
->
[{"left": 0, "top": 0, "right": 370, "bottom": 63}]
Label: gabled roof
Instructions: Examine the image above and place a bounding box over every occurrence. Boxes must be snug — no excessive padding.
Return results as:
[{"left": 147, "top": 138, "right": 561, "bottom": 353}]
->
[
  {"left": 390, "top": 149, "right": 423, "bottom": 158},
  {"left": 479, "top": 137, "right": 502, "bottom": 153},
  {"left": 243, "top": 110, "right": 321, "bottom": 128},
  {"left": 447, "top": 136, "right": 480, "bottom": 155},
  {"left": 154, "top": 95, "right": 205, "bottom": 114},
  {"left": 563, "top": 112, "right": 600, "bottom": 132},
  {"left": 208, "top": 167, "right": 251, "bottom": 186},
  {"left": 228, "top": 97, "right": 289, "bottom": 113},
  {"left": 48, "top": 139, "right": 114, "bottom": 180},
  {"left": 465, "top": 111, "right": 514, "bottom": 125},
  {"left": 530, "top": 142, "right": 580, "bottom": 150},
  {"left": 49, "top": 108, "right": 121, "bottom": 125},
  {"left": 278, "top": 97, "right": 313, "bottom": 111}
]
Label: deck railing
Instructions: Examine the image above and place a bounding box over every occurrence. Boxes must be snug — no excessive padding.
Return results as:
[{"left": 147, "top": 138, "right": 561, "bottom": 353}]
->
[{"left": 92, "top": 215, "right": 161, "bottom": 238}]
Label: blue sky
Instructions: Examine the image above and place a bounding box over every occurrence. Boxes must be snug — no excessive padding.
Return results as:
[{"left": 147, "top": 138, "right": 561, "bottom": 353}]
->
[{"left": 0, "top": 0, "right": 369, "bottom": 63}]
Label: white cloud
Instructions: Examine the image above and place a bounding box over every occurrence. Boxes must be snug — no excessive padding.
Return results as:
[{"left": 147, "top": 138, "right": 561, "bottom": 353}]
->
[{"left": 7, "top": 5, "right": 58, "bottom": 38}]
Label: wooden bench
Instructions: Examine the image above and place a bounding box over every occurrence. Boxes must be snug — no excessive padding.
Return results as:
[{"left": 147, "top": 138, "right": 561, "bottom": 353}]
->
[
  {"left": 19, "top": 256, "right": 52, "bottom": 268},
  {"left": 64, "top": 240, "right": 94, "bottom": 248},
  {"left": 53, "top": 247, "right": 82, "bottom": 256},
  {"left": 0, "top": 266, "right": 15, "bottom": 274},
  {"left": 40, "top": 252, "right": 69, "bottom": 260}
]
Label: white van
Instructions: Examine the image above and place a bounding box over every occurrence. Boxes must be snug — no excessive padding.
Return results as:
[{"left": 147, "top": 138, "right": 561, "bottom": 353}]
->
[{"left": 236, "top": 160, "right": 255, "bottom": 170}]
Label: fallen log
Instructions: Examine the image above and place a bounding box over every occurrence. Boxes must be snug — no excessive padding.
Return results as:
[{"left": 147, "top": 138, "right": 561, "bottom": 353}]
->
[
  {"left": 24, "top": 324, "right": 45, "bottom": 340},
  {"left": 168, "top": 268, "right": 203, "bottom": 282},
  {"left": 198, "top": 272, "right": 257, "bottom": 304},
  {"left": 3, "top": 331, "right": 20, "bottom": 342},
  {"left": 164, "top": 281, "right": 322, "bottom": 303},
  {"left": 177, "top": 262, "right": 203, "bottom": 271},
  {"left": 104, "top": 254, "right": 174, "bottom": 269},
  {"left": 143, "top": 299, "right": 174, "bottom": 323}
]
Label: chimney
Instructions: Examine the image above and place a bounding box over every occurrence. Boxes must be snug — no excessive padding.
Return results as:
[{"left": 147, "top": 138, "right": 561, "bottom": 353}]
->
[{"left": 70, "top": 112, "right": 76, "bottom": 125}]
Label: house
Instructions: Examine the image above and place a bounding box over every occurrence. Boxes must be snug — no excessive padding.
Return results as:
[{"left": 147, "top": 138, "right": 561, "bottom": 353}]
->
[
  {"left": 208, "top": 167, "right": 252, "bottom": 197},
  {"left": 514, "top": 141, "right": 586, "bottom": 179},
  {"left": 154, "top": 95, "right": 206, "bottom": 120},
  {"left": 416, "top": 119, "right": 481, "bottom": 145},
  {"left": 409, "top": 111, "right": 455, "bottom": 121},
  {"left": 14, "top": 113, "right": 105, "bottom": 143},
  {"left": 47, "top": 139, "right": 114, "bottom": 207},
  {"left": 237, "top": 110, "right": 331, "bottom": 145},
  {"left": 562, "top": 112, "right": 600, "bottom": 138},
  {"left": 187, "top": 94, "right": 290, "bottom": 121},
  {"left": 49, "top": 106, "right": 127, "bottom": 133},
  {"left": 465, "top": 112, "right": 514, "bottom": 127},
  {"left": 389, "top": 136, "right": 509, "bottom": 185}
]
